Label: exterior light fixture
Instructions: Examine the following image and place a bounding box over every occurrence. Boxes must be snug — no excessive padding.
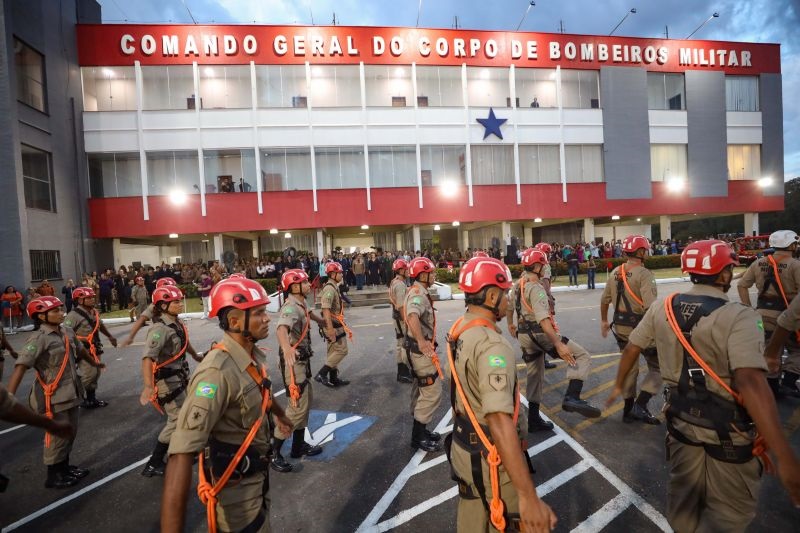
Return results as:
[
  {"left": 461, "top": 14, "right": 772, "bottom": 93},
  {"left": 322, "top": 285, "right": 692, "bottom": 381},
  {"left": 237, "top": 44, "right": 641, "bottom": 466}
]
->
[
  {"left": 534, "top": 217, "right": 542, "bottom": 223},
  {"left": 666, "top": 177, "right": 685, "bottom": 192},
  {"left": 440, "top": 179, "right": 459, "bottom": 198},
  {"left": 169, "top": 233, "right": 179, "bottom": 239},
  {"left": 361, "top": 224, "right": 369, "bottom": 230},
  {"left": 611, "top": 215, "right": 621, "bottom": 221},
  {"left": 452, "top": 221, "right": 460, "bottom": 227},
  {"left": 284, "top": 232, "right": 292, "bottom": 239},
  {"left": 168, "top": 189, "right": 187, "bottom": 205},
  {"left": 270, "top": 228, "right": 279, "bottom": 234},
  {"left": 758, "top": 177, "right": 773, "bottom": 188},
  {"left": 636, "top": 218, "right": 642, "bottom": 222},
  {"left": 434, "top": 224, "right": 441, "bottom": 231}
]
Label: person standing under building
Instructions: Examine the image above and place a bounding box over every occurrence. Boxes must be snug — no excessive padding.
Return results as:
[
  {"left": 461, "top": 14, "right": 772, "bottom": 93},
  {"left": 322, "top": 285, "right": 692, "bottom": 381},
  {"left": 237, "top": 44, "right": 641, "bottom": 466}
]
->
[
  {"left": 390, "top": 258, "right": 413, "bottom": 383},
  {"left": 129, "top": 276, "right": 149, "bottom": 324},
  {"left": 64, "top": 287, "right": 117, "bottom": 409},
  {"left": 161, "top": 277, "right": 293, "bottom": 533},
  {"left": 607, "top": 240, "right": 800, "bottom": 531},
  {"left": 353, "top": 254, "right": 366, "bottom": 290},
  {"left": 403, "top": 257, "right": 443, "bottom": 452},
  {"left": 448, "top": 256, "right": 557, "bottom": 533},
  {"left": 0, "top": 323, "right": 19, "bottom": 382},
  {"left": 195, "top": 272, "right": 213, "bottom": 320},
  {"left": 737, "top": 230, "right": 800, "bottom": 397},
  {"left": 600, "top": 235, "right": 661, "bottom": 424},
  {"left": 61, "top": 279, "right": 75, "bottom": 313},
  {"left": 6, "top": 296, "right": 104, "bottom": 488},
  {"left": 315, "top": 262, "right": 352, "bottom": 388}
]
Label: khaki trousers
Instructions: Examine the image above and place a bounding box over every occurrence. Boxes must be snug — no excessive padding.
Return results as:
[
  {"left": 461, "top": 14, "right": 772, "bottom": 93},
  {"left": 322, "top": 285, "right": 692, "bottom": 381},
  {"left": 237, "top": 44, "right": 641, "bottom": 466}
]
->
[
  {"left": 408, "top": 350, "right": 442, "bottom": 425},
  {"left": 521, "top": 335, "right": 590, "bottom": 403},
  {"left": 216, "top": 472, "right": 271, "bottom": 532},
  {"left": 274, "top": 359, "right": 312, "bottom": 440},
  {"left": 78, "top": 359, "right": 100, "bottom": 392},
  {"left": 43, "top": 407, "right": 79, "bottom": 465},
  {"left": 325, "top": 337, "right": 348, "bottom": 368},
  {"left": 157, "top": 381, "right": 185, "bottom": 444},
  {"left": 456, "top": 478, "right": 520, "bottom": 533}
]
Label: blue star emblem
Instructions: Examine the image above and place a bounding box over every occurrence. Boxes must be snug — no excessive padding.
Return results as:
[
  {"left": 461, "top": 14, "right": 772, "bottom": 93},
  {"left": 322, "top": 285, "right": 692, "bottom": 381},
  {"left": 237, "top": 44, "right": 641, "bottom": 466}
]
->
[{"left": 476, "top": 107, "right": 507, "bottom": 140}]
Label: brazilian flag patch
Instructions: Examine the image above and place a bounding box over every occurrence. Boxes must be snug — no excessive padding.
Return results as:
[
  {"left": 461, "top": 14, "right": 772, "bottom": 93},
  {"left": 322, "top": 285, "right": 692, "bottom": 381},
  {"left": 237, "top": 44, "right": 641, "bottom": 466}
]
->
[
  {"left": 195, "top": 382, "right": 218, "bottom": 399},
  {"left": 756, "top": 319, "right": 764, "bottom": 332},
  {"left": 488, "top": 355, "right": 507, "bottom": 368}
]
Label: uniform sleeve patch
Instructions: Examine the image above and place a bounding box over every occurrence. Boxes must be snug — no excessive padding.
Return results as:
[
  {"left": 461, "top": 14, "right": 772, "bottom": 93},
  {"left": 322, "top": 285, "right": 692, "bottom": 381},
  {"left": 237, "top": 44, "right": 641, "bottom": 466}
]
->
[
  {"left": 186, "top": 405, "right": 209, "bottom": 430},
  {"left": 757, "top": 319, "right": 764, "bottom": 331},
  {"left": 488, "top": 355, "right": 507, "bottom": 368},
  {"left": 489, "top": 373, "right": 508, "bottom": 391},
  {"left": 195, "top": 382, "right": 218, "bottom": 399},
  {"left": 412, "top": 296, "right": 422, "bottom": 305},
  {"left": 281, "top": 305, "right": 295, "bottom": 316},
  {"left": 25, "top": 343, "right": 37, "bottom": 353},
  {"left": 64, "top": 318, "right": 73, "bottom": 327},
  {"left": 152, "top": 332, "right": 161, "bottom": 340}
]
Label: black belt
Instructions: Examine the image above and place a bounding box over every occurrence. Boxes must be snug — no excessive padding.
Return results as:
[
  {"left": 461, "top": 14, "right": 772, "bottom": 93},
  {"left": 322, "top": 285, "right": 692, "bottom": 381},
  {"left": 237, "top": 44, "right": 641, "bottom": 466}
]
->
[
  {"left": 154, "top": 366, "right": 188, "bottom": 381},
  {"left": 666, "top": 420, "right": 754, "bottom": 464},
  {"left": 612, "top": 310, "right": 643, "bottom": 328},
  {"left": 756, "top": 296, "right": 787, "bottom": 312},
  {"left": 205, "top": 437, "right": 271, "bottom": 480}
]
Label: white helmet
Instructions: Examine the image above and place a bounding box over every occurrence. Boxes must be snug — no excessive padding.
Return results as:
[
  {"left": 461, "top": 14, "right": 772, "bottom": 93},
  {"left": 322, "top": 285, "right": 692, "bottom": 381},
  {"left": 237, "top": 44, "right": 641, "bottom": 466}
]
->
[{"left": 769, "top": 230, "right": 799, "bottom": 249}]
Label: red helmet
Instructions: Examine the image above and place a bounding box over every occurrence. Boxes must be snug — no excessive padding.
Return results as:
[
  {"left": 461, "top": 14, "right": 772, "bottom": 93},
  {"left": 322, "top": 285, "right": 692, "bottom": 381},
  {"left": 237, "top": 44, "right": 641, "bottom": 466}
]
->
[
  {"left": 459, "top": 257, "right": 513, "bottom": 293},
  {"left": 281, "top": 269, "right": 309, "bottom": 291},
  {"left": 325, "top": 262, "right": 343, "bottom": 274},
  {"left": 408, "top": 257, "right": 436, "bottom": 278},
  {"left": 135, "top": 276, "right": 144, "bottom": 283},
  {"left": 392, "top": 259, "right": 409, "bottom": 271},
  {"left": 156, "top": 278, "right": 177, "bottom": 288},
  {"left": 681, "top": 240, "right": 739, "bottom": 275},
  {"left": 27, "top": 296, "right": 63, "bottom": 318},
  {"left": 72, "top": 287, "right": 96, "bottom": 300},
  {"left": 228, "top": 273, "right": 246, "bottom": 279},
  {"left": 473, "top": 251, "right": 489, "bottom": 258},
  {"left": 208, "top": 278, "right": 270, "bottom": 318},
  {"left": 152, "top": 286, "right": 184, "bottom": 305},
  {"left": 622, "top": 235, "right": 651, "bottom": 254},
  {"left": 521, "top": 248, "right": 548, "bottom": 267},
  {"left": 534, "top": 242, "right": 553, "bottom": 254}
]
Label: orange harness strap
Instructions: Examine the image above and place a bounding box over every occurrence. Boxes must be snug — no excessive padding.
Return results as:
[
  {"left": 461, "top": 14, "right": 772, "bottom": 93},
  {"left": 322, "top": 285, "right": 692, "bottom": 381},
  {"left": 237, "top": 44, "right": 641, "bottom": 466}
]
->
[
  {"left": 766, "top": 255, "right": 800, "bottom": 342},
  {"left": 197, "top": 343, "right": 272, "bottom": 533},
  {"left": 447, "top": 317, "right": 520, "bottom": 533},
  {"left": 286, "top": 302, "right": 311, "bottom": 408},
  {"left": 664, "top": 294, "right": 774, "bottom": 473},
  {"left": 75, "top": 308, "right": 102, "bottom": 365},
  {"left": 404, "top": 285, "right": 443, "bottom": 379},
  {"left": 35, "top": 333, "right": 72, "bottom": 448},
  {"left": 148, "top": 323, "right": 189, "bottom": 415},
  {"left": 620, "top": 264, "right": 645, "bottom": 307}
]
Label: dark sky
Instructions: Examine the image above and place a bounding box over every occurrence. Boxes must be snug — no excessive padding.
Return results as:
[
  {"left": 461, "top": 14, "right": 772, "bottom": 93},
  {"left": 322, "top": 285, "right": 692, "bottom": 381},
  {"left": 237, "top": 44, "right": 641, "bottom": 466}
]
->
[{"left": 97, "top": 0, "right": 799, "bottom": 179}]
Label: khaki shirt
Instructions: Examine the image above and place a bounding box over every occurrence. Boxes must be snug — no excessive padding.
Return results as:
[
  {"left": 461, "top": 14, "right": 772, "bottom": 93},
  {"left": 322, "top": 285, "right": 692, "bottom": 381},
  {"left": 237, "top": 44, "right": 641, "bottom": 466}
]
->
[
  {"left": 140, "top": 303, "right": 155, "bottom": 319},
  {"left": 320, "top": 281, "right": 342, "bottom": 319},
  {"left": 64, "top": 307, "right": 99, "bottom": 348},
  {"left": 777, "top": 293, "right": 800, "bottom": 331},
  {"left": 629, "top": 284, "right": 766, "bottom": 445},
  {"left": 390, "top": 278, "right": 407, "bottom": 312},
  {"left": 404, "top": 283, "right": 435, "bottom": 341},
  {"left": 509, "top": 276, "right": 545, "bottom": 324},
  {"left": 132, "top": 285, "right": 149, "bottom": 307},
  {"left": 143, "top": 314, "right": 187, "bottom": 391},
  {"left": 739, "top": 254, "right": 800, "bottom": 314},
  {"left": 169, "top": 333, "right": 271, "bottom": 455},
  {"left": 17, "top": 324, "right": 83, "bottom": 413},
  {"left": 600, "top": 263, "right": 657, "bottom": 337},
  {"left": 276, "top": 297, "right": 311, "bottom": 351},
  {"left": 0, "top": 383, "right": 17, "bottom": 417}
]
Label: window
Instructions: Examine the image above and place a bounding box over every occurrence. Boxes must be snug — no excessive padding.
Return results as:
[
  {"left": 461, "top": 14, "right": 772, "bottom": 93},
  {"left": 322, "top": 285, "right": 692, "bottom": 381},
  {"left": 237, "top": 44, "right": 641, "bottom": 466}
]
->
[
  {"left": 141, "top": 66, "right": 195, "bottom": 110},
  {"left": 565, "top": 145, "right": 604, "bottom": 182},
  {"left": 368, "top": 146, "right": 417, "bottom": 187},
  {"left": 466, "top": 67, "right": 509, "bottom": 107},
  {"left": 88, "top": 152, "right": 142, "bottom": 197},
  {"left": 22, "top": 144, "right": 55, "bottom": 211},
  {"left": 315, "top": 147, "right": 365, "bottom": 189},
  {"left": 30, "top": 250, "right": 61, "bottom": 281},
  {"left": 519, "top": 145, "right": 560, "bottom": 184},
  {"left": 203, "top": 149, "right": 256, "bottom": 193},
  {"left": 309, "top": 66, "right": 361, "bottom": 107},
  {"left": 515, "top": 68, "right": 557, "bottom": 108},
  {"left": 260, "top": 148, "right": 312, "bottom": 191},
  {"left": 727, "top": 144, "right": 761, "bottom": 180},
  {"left": 81, "top": 67, "right": 136, "bottom": 111},
  {"left": 647, "top": 73, "right": 685, "bottom": 110},
  {"left": 651, "top": 144, "right": 688, "bottom": 182},
  {"left": 419, "top": 145, "right": 466, "bottom": 187},
  {"left": 146, "top": 151, "right": 200, "bottom": 196},
  {"left": 415, "top": 66, "right": 463, "bottom": 107},
  {"left": 199, "top": 66, "right": 252, "bottom": 109},
  {"left": 364, "top": 66, "right": 414, "bottom": 107},
  {"left": 471, "top": 145, "right": 514, "bottom": 184},
  {"left": 561, "top": 70, "right": 600, "bottom": 109},
  {"left": 255, "top": 65, "right": 307, "bottom": 108},
  {"left": 14, "top": 38, "right": 46, "bottom": 112},
  {"left": 726, "top": 76, "right": 759, "bottom": 111}
]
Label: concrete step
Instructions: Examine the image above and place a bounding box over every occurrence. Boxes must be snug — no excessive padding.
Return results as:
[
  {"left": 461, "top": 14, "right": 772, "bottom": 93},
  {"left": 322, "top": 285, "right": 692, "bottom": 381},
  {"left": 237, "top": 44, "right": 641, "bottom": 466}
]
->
[{"left": 312, "top": 285, "right": 448, "bottom": 308}]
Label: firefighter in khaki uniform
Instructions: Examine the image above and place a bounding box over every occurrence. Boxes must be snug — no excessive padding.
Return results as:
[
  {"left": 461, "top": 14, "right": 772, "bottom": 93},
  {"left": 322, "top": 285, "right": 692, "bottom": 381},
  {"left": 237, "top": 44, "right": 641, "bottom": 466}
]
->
[
  {"left": 162, "top": 277, "right": 293, "bottom": 533},
  {"left": 6, "top": 296, "right": 104, "bottom": 489},
  {"left": 608, "top": 240, "right": 800, "bottom": 532},
  {"left": 534, "top": 243, "right": 557, "bottom": 369},
  {"left": 122, "top": 277, "right": 179, "bottom": 347},
  {"left": 737, "top": 229, "right": 800, "bottom": 397},
  {"left": 64, "top": 287, "right": 117, "bottom": 409},
  {"left": 390, "top": 258, "right": 413, "bottom": 383},
  {"left": 599, "top": 235, "right": 661, "bottom": 424},
  {"left": 271, "top": 269, "right": 324, "bottom": 473},
  {"left": 315, "top": 262, "right": 351, "bottom": 388},
  {"left": 447, "top": 257, "right": 557, "bottom": 533},
  {"left": 507, "top": 249, "right": 601, "bottom": 423}
]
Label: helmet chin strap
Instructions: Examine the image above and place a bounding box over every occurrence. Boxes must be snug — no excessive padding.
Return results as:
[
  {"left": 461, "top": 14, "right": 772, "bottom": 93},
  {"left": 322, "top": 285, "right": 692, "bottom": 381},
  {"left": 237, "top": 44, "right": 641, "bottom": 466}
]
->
[{"left": 478, "top": 289, "right": 504, "bottom": 321}]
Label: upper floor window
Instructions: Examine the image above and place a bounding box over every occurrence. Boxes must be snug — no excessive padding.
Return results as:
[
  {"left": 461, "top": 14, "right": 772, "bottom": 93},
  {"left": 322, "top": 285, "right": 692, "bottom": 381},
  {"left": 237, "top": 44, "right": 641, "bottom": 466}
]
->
[
  {"left": 199, "top": 66, "right": 252, "bottom": 109},
  {"left": 515, "top": 68, "right": 557, "bottom": 108},
  {"left": 561, "top": 70, "right": 599, "bottom": 109},
  {"left": 471, "top": 145, "right": 514, "bottom": 185},
  {"left": 519, "top": 145, "right": 561, "bottom": 184},
  {"left": 726, "top": 76, "right": 759, "bottom": 112},
  {"left": 416, "top": 66, "right": 463, "bottom": 107},
  {"left": 261, "top": 148, "right": 312, "bottom": 190},
  {"left": 256, "top": 65, "right": 307, "bottom": 108},
  {"left": 146, "top": 151, "right": 200, "bottom": 196},
  {"left": 82, "top": 67, "right": 136, "bottom": 111},
  {"left": 88, "top": 152, "right": 142, "bottom": 197},
  {"left": 315, "top": 146, "right": 365, "bottom": 188},
  {"left": 22, "top": 144, "right": 55, "bottom": 211},
  {"left": 651, "top": 144, "right": 688, "bottom": 182},
  {"left": 466, "top": 67, "right": 509, "bottom": 108},
  {"left": 14, "top": 38, "right": 46, "bottom": 112},
  {"left": 203, "top": 149, "right": 256, "bottom": 193},
  {"left": 365, "top": 65, "right": 414, "bottom": 107},
  {"left": 142, "top": 66, "right": 195, "bottom": 111},
  {"left": 30, "top": 250, "right": 61, "bottom": 282},
  {"left": 368, "top": 146, "right": 417, "bottom": 187},
  {"left": 420, "top": 145, "right": 466, "bottom": 188},
  {"left": 309, "top": 66, "right": 361, "bottom": 108},
  {"left": 647, "top": 73, "right": 685, "bottom": 110},
  {"left": 727, "top": 144, "right": 761, "bottom": 180}
]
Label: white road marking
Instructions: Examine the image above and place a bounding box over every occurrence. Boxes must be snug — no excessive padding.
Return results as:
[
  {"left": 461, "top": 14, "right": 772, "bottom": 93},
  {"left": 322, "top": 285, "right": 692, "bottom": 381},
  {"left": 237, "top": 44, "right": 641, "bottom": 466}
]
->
[
  {"left": 0, "top": 424, "right": 25, "bottom": 436},
  {"left": 571, "top": 493, "right": 631, "bottom": 533},
  {"left": 307, "top": 415, "right": 362, "bottom": 446}
]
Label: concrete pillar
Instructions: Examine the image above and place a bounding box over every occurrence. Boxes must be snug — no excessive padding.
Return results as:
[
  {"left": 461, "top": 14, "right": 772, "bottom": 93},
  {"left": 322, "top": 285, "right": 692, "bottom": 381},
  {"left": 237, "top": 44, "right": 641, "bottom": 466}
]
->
[
  {"left": 659, "top": 216, "right": 672, "bottom": 240},
  {"left": 252, "top": 239, "right": 259, "bottom": 259},
  {"left": 583, "top": 218, "right": 595, "bottom": 244},
  {"left": 412, "top": 225, "right": 421, "bottom": 252},
  {"left": 523, "top": 226, "right": 533, "bottom": 248},
  {"left": 462, "top": 229, "right": 470, "bottom": 251},
  {"left": 501, "top": 222, "right": 512, "bottom": 246},
  {"left": 112, "top": 238, "right": 122, "bottom": 269},
  {"left": 316, "top": 229, "right": 325, "bottom": 259},
  {"left": 744, "top": 213, "right": 759, "bottom": 237},
  {"left": 212, "top": 234, "right": 224, "bottom": 262},
  {"left": 395, "top": 231, "right": 403, "bottom": 252}
]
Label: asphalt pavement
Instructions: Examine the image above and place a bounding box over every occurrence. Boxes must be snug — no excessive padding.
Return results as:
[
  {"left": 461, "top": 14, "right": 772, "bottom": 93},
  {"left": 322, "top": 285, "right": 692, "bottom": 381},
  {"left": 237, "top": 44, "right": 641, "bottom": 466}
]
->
[{"left": 1, "top": 281, "right": 799, "bottom": 532}]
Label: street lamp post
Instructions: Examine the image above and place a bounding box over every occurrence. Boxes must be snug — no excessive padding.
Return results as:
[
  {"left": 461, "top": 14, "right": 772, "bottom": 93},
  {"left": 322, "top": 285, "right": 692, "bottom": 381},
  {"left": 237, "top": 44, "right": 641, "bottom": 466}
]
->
[
  {"left": 686, "top": 12, "right": 720, "bottom": 39},
  {"left": 516, "top": 1, "right": 535, "bottom": 32},
  {"left": 609, "top": 8, "right": 636, "bottom": 36}
]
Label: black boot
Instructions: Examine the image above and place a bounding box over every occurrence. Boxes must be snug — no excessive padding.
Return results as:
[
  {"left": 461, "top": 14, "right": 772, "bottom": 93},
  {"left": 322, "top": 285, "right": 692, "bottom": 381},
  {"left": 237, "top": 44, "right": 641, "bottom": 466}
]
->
[
  {"left": 410, "top": 419, "right": 441, "bottom": 452},
  {"left": 314, "top": 365, "right": 335, "bottom": 388},
  {"left": 622, "top": 397, "right": 635, "bottom": 423},
  {"left": 81, "top": 389, "right": 108, "bottom": 409},
  {"left": 270, "top": 439, "right": 293, "bottom": 472},
  {"left": 425, "top": 428, "right": 441, "bottom": 441},
  {"left": 780, "top": 372, "right": 800, "bottom": 398},
  {"left": 45, "top": 461, "right": 79, "bottom": 489},
  {"left": 141, "top": 441, "right": 168, "bottom": 477},
  {"left": 290, "top": 429, "right": 323, "bottom": 458},
  {"left": 544, "top": 360, "right": 557, "bottom": 370},
  {"left": 329, "top": 368, "right": 350, "bottom": 387},
  {"left": 66, "top": 456, "right": 90, "bottom": 479},
  {"left": 562, "top": 379, "right": 601, "bottom": 418},
  {"left": 528, "top": 403, "right": 554, "bottom": 432},
  {"left": 397, "top": 363, "right": 413, "bottom": 383}
]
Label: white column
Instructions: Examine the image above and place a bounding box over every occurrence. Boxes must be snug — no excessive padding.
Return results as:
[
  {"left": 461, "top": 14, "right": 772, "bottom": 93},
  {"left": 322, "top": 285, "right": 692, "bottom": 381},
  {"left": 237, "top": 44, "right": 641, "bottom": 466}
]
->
[
  {"left": 413, "top": 225, "right": 422, "bottom": 252},
  {"left": 134, "top": 60, "right": 149, "bottom": 220},
  {"left": 395, "top": 231, "right": 403, "bottom": 252},
  {"left": 250, "top": 61, "right": 263, "bottom": 214},
  {"left": 212, "top": 234, "right": 224, "bottom": 262},
  {"left": 659, "top": 215, "right": 672, "bottom": 240},
  {"left": 462, "top": 229, "right": 470, "bottom": 251},
  {"left": 316, "top": 229, "right": 325, "bottom": 259},
  {"left": 501, "top": 222, "right": 512, "bottom": 246},
  {"left": 583, "top": 218, "right": 595, "bottom": 243},
  {"left": 252, "top": 239, "right": 259, "bottom": 259},
  {"left": 112, "top": 238, "right": 122, "bottom": 268},
  {"left": 192, "top": 62, "right": 206, "bottom": 217},
  {"left": 744, "top": 213, "right": 759, "bottom": 237},
  {"left": 523, "top": 226, "right": 533, "bottom": 247}
]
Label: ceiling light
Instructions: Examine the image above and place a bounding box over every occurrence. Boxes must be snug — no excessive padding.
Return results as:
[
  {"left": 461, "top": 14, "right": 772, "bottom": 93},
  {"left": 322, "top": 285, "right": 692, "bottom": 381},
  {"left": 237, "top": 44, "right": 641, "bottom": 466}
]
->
[
  {"left": 168, "top": 189, "right": 187, "bottom": 206},
  {"left": 169, "top": 233, "right": 179, "bottom": 239},
  {"left": 666, "top": 177, "right": 686, "bottom": 192},
  {"left": 452, "top": 221, "right": 460, "bottom": 227},
  {"left": 434, "top": 224, "right": 441, "bottom": 231},
  {"left": 359, "top": 232, "right": 365, "bottom": 235},
  {"left": 102, "top": 68, "right": 115, "bottom": 78},
  {"left": 269, "top": 228, "right": 279, "bottom": 234},
  {"left": 758, "top": 177, "right": 774, "bottom": 188},
  {"left": 201, "top": 239, "right": 209, "bottom": 243},
  {"left": 361, "top": 224, "right": 369, "bottom": 230},
  {"left": 395, "top": 67, "right": 405, "bottom": 78},
  {"left": 204, "top": 67, "right": 215, "bottom": 76},
  {"left": 611, "top": 215, "right": 620, "bottom": 221},
  {"left": 480, "top": 69, "right": 490, "bottom": 79},
  {"left": 533, "top": 217, "right": 542, "bottom": 223},
  {"left": 284, "top": 232, "right": 292, "bottom": 239},
  {"left": 636, "top": 218, "right": 641, "bottom": 222}
]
